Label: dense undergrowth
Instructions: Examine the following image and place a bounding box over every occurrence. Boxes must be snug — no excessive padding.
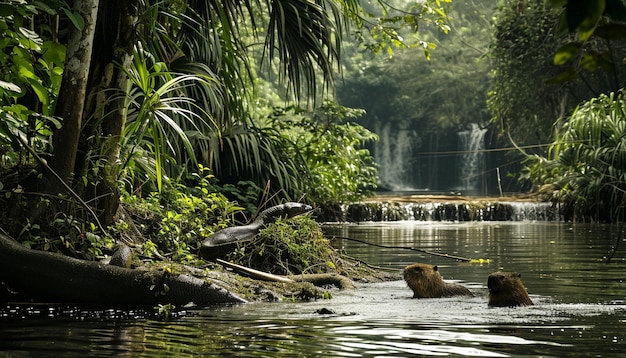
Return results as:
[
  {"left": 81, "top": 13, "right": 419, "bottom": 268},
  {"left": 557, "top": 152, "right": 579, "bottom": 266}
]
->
[{"left": 0, "top": 164, "right": 378, "bottom": 287}]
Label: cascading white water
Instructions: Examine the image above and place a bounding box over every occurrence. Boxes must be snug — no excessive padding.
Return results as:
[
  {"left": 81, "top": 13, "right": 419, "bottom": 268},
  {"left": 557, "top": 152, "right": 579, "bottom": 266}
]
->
[
  {"left": 341, "top": 201, "right": 562, "bottom": 222},
  {"left": 374, "top": 123, "right": 414, "bottom": 190},
  {"left": 457, "top": 123, "right": 487, "bottom": 194}
]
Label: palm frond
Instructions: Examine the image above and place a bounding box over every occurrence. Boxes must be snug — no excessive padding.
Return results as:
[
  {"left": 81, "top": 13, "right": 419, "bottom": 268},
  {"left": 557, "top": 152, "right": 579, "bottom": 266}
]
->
[
  {"left": 119, "top": 46, "right": 213, "bottom": 191},
  {"left": 264, "top": 0, "right": 344, "bottom": 100}
]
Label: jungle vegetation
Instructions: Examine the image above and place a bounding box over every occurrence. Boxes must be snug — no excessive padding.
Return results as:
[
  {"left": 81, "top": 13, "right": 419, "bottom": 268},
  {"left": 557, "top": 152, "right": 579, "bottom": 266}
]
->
[
  {"left": 0, "top": 0, "right": 450, "bottom": 261},
  {"left": 0, "top": 0, "right": 625, "bottom": 271},
  {"left": 493, "top": 0, "right": 626, "bottom": 222},
  {"left": 344, "top": 0, "right": 626, "bottom": 222}
]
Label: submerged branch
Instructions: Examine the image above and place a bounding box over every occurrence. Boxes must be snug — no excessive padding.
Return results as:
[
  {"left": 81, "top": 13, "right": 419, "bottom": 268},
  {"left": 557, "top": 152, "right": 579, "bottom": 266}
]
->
[{"left": 330, "top": 235, "right": 474, "bottom": 262}]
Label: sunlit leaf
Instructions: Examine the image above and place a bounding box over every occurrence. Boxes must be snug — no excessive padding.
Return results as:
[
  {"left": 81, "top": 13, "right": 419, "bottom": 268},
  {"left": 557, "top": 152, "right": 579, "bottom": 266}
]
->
[
  {"left": 0, "top": 80, "right": 22, "bottom": 93},
  {"left": 554, "top": 42, "right": 582, "bottom": 65},
  {"left": 580, "top": 52, "right": 602, "bottom": 71}
]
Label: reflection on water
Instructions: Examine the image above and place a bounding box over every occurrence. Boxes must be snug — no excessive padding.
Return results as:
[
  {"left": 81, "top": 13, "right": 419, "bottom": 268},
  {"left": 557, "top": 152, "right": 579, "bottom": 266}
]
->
[{"left": 1, "top": 222, "right": 625, "bottom": 356}]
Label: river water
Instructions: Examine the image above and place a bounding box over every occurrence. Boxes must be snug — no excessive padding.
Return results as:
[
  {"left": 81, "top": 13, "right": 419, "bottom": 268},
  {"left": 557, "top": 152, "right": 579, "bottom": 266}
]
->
[{"left": 1, "top": 221, "right": 625, "bottom": 357}]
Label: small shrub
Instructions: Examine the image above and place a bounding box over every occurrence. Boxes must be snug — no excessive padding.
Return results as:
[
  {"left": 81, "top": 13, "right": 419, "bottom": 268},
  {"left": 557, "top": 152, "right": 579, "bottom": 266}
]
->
[{"left": 227, "top": 215, "right": 339, "bottom": 276}]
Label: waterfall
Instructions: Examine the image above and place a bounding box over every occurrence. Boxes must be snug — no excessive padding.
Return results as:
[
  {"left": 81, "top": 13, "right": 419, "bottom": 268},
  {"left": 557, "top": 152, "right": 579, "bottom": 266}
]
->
[
  {"left": 457, "top": 123, "right": 487, "bottom": 194},
  {"left": 339, "top": 201, "right": 562, "bottom": 222},
  {"left": 374, "top": 123, "right": 414, "bottom": 191}
]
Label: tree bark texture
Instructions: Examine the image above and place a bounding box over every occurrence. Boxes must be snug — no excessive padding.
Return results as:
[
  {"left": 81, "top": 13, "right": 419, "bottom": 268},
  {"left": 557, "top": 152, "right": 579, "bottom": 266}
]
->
[
  {"left": 49, "top": 0, "right": 139, "bottom": 226},
  {"left": 85, "top": 0, "right": 139, "bottom": 225},
  {"left": 49, "top": 0, "right": 99, "bottom": 194},
  {"left": 0, "top": 233, "right": 245, "bottom": 305}
]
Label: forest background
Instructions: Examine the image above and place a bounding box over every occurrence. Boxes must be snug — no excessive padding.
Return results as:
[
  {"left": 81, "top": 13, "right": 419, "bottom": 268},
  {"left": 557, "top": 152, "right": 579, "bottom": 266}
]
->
[{"left": 0, "top": 0, "right": 625, "bottom": 265}]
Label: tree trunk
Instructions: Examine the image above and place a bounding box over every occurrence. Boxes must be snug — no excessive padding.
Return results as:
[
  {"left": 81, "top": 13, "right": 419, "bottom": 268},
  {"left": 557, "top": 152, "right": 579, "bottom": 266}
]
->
[
  {"left": 84, "top": 0, "right": 139, "bottom": 226},
  {"left": 0, "top": 233, "right": 245, "bottom": 305},
  {"left": 48, "top": 0, "right": 99, "bottom": 193},
  {"left": 49, "top": 0, "right": 139, "bottom": 227}
]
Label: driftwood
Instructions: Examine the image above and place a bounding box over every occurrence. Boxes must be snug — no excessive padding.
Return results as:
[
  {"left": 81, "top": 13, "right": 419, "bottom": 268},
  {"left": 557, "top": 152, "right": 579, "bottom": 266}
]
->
[
  {"left": 216, "top": 259, "right": 354, "bottom": 290},
  {"left": 0, "top": 233, "right": 245, "bottom": 305},
  {"left": 292, "top": 273, "right": 355, "bottom": 290},
  {"left": 216, "top": 259, "right": 295, "bottom": 283}
]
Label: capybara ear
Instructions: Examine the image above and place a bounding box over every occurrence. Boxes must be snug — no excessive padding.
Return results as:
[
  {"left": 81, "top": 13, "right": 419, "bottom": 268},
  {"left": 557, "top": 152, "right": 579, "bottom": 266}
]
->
[
  {"left": 433, "top": 265, "right": 438, "bottom": 272},
  {"left": 517, "top": 273, "right": 522, "bottom": 278}
]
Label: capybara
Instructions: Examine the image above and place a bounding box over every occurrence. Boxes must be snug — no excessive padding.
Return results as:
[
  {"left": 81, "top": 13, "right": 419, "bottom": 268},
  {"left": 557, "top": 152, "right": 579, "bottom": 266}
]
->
[
  {"left": 403, "top": 263, "right": 473, "bottom": 298},
  {"left": 487, "top": 271, "right": 533, "bottom": 307}
]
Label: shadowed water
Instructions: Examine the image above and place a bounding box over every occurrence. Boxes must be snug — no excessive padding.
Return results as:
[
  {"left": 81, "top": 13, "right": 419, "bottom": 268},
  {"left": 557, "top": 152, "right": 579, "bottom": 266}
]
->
[{"left": 1, "top": 222, "right": 625, "bottom": 357}]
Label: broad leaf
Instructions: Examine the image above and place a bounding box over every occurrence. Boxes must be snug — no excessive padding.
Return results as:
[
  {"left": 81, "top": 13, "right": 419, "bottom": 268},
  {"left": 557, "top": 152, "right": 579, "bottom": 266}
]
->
[{"left": 554, "top": 42, "right": 582, "bottom": 65}]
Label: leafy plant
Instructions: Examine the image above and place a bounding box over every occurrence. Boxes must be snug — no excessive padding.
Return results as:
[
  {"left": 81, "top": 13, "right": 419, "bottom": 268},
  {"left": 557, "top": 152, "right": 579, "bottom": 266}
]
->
[
  {"left": 268, "top": 101, "right": 378, "bottom": 204},
  {"left": 521, "top": 90, "right": 626, "bottom": 222},
  {"left": 119, "top": 166, "right": 243, "bottom": 262},
  {"left": 0, "top": 1, "right": 66, "bottom": 155},
  {"left": 116, "top": 45, "right": 214, "bottom": 193},
  {"left": 548, "top": 0, "right": 626, "bottom": 86}
]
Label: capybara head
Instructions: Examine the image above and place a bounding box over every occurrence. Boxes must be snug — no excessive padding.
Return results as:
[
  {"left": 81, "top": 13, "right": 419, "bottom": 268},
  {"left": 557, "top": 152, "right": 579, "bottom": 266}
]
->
[
  {"left": 487, "top": 271, "right": 533, "bottom": 307},
  {"left": 404, "top": 263, "right": 473, "bottom": 298},
  {"left": 404, "top": 263, "right": 445, "bottom": 298}
]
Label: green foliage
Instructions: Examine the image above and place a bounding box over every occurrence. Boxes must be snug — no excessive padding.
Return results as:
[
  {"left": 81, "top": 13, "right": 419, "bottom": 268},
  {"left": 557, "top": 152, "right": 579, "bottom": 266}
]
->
[
  {"left": 488, "top": 1, "right": 566, "bottom": 147},
  {"left": 205, "top": 180, "right": 262, "bottom": 215},
  {"left": 0, "top": 1, "right": 66, "bottom": 155},
  {"left": 117, "top": 45, "right": 214, "bottom": 193},
  {"left": 268, "top": 101, "right": 378, "bottom": 204},
  {"left": 549, "top": 0, "right": 626, "bottom": 40},
  {"left": 154, "top": 303, "right": 176, "bottom": 318},
  {"left": 206, "top": 123, "right": 304, "bottom": 207},
  {"left": 521, "top": 91, "right": 626, "bottom": 221},
  {"left": 227, "top": 215, "right": 337, "bottom": 275},
  {"left": 489, "top": 0, "right": 626, "bottom": 194},
  {"left": 341, "top": 0, "right": 493, "bottom": 128},
  {"left": 547, "top": 0, "right": 626, "bottom": 86},
  {"left": 2, "top": 193, "right": 113, "bottom": 260},
  {"left": 119, "top": 166, "right": 243, "bottom": 262},
  {"left": 352, "top": 0, "right": 452, "bottom": 59},
  {"left": 0, "top": 191, "right": 112, "bottom": 262}
]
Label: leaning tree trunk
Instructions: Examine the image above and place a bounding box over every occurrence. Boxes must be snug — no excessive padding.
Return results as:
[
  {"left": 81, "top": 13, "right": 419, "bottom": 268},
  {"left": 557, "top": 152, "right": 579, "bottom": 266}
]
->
[
  {"left": 0, "top": 233, "right": 245, "bottom": 305},
  {"left": 48, "top": 0, "right": 99, "bottom": 194}
]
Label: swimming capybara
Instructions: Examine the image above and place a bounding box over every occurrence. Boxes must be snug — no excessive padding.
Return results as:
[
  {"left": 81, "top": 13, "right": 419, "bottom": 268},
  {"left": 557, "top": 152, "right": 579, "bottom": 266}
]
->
[
  {"left": 487, "top": 271, "right": 533, "bottom": 307},
  {"left": 403, "top": 263, "right": 473, "bottom": 298}
]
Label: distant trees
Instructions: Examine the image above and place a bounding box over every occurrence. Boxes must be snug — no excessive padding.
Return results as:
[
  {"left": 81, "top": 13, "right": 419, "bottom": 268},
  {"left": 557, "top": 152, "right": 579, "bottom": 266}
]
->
[
  {"left": 488, "top": 0, "right": 626, "bottom": 150},
  {"left": 501, "top": 0, "right": 626, "bottom": 221},
  {"left": 339, "top": 0, "right": 493, "bottom": 136}
]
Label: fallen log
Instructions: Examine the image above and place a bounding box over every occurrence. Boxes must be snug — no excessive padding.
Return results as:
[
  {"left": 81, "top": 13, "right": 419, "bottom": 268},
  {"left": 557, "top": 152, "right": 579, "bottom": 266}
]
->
[{"left": 0, "top": 233, "right": 245, "bottom": 305}]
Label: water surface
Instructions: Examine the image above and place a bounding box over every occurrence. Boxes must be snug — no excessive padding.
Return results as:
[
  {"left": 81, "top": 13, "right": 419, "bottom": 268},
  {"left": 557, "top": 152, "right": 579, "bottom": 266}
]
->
[{"left": 1, "top": 222, "right": 625, "bottom": 357}]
